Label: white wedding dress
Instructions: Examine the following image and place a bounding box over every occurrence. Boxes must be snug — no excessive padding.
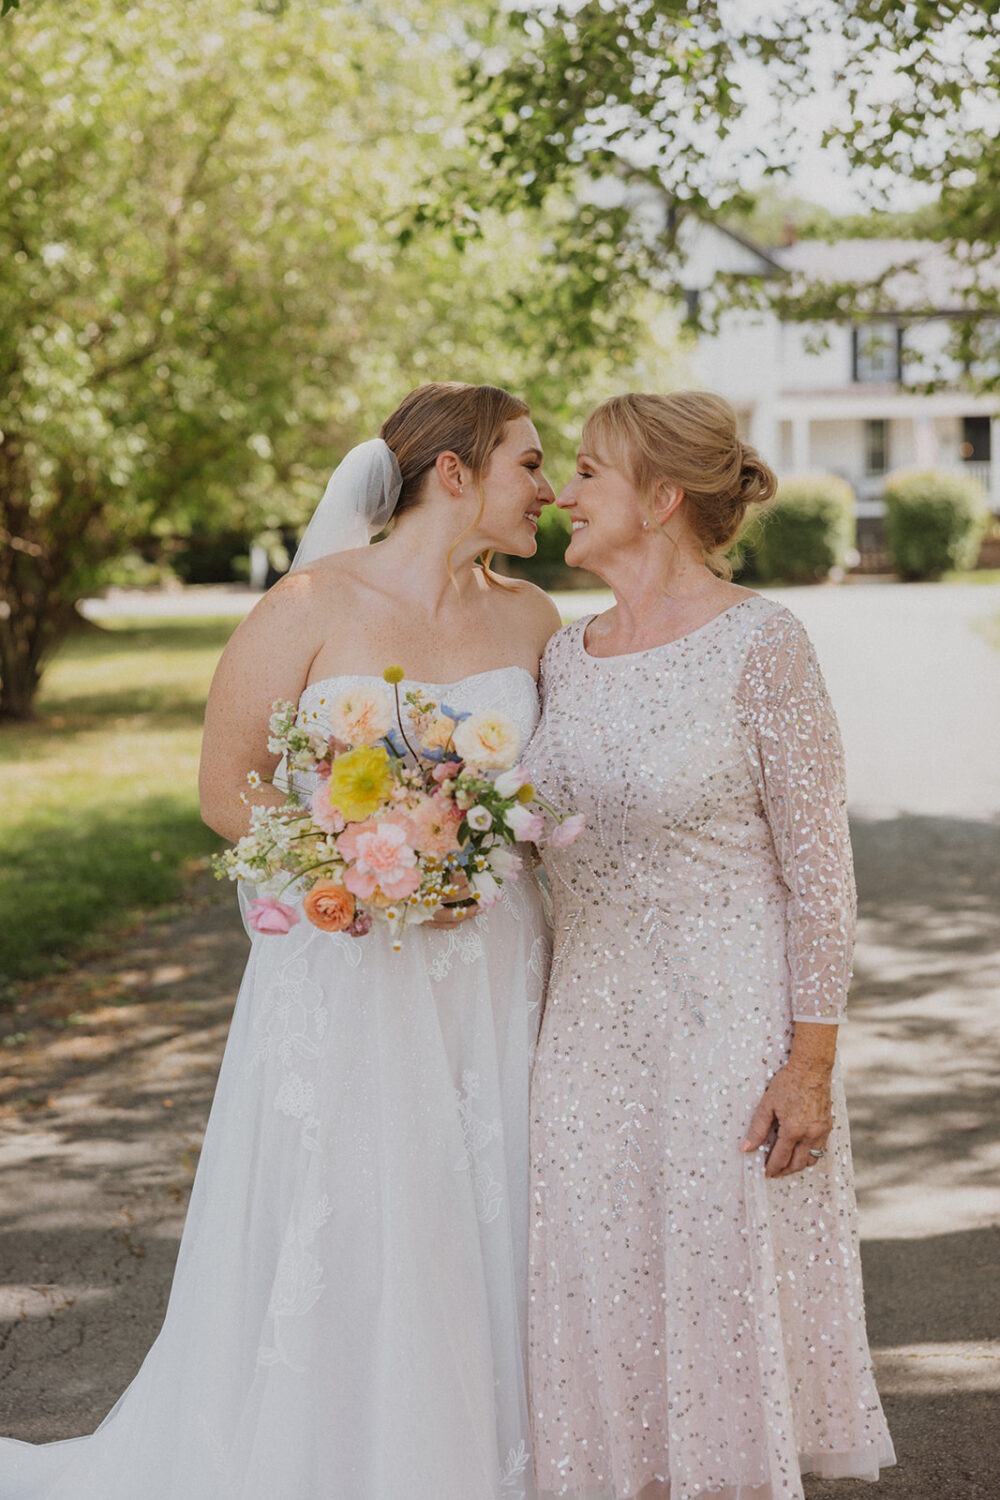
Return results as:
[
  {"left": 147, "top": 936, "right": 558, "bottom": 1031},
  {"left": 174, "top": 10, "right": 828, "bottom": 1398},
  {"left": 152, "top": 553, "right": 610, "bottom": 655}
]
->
[{"left": 0, "top": 668, "right": 548, "bottom": 1500}]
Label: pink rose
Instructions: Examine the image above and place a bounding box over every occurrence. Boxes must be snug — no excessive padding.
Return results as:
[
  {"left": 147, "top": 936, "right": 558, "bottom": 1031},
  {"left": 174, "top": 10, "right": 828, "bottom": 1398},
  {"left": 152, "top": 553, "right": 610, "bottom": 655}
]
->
[
  {"left": 311, "top": 785, "right": 346, "bottom": 833},
  {"left": 547, "top": 813, "right": 586, "bottom": 849},
  {"left": 341, "top": 818, "right": 421, "bottom": 902},
  {"left": 246, "top": 895, "right": 300, "bottom": 934},
  {"left": 432, "top": 760, "right": 462, "bottom": 784},
  {"left": 408, "top": 791, "right": 464, "bottom": 856}
]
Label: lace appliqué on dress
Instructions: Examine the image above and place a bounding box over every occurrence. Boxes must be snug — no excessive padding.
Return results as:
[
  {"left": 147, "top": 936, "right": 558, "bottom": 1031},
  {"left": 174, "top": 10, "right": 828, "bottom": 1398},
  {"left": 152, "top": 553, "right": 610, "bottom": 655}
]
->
[
  {"left": 454, "top": 1069, "right": 504, "bottom": 1224},
  {"left": 500, "top": 1440, "right": 530, "bottom": 1499},
  {"left": 257, "top": 1193, "right": 334, "bottom": 1372}
]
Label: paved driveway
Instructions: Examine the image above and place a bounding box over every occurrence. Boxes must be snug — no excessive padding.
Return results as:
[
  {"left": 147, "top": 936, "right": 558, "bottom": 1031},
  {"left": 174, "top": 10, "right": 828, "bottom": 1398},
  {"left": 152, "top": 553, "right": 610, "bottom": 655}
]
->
[{"left": 7, "top": 580, "right": 999, "bottom": 1494}]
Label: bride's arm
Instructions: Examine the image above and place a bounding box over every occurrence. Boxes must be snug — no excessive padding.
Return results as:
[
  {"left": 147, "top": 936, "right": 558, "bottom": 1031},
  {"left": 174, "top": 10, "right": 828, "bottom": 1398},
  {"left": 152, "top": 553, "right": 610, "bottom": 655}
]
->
[{"left": 199, "top": 573, "right": 321, "bottom": 843}]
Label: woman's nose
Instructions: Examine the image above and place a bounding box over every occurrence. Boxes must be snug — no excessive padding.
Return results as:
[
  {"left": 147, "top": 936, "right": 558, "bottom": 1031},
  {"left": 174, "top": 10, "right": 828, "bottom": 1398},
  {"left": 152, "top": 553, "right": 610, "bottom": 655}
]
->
[{"left": 537, "top": 471, "right": 556, "bottom": 505}]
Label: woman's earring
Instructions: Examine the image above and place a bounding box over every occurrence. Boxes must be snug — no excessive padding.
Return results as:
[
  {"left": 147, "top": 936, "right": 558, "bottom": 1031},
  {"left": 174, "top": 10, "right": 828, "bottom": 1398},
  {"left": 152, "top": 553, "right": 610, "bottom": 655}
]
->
[{"left": 641, "top": 519, "right": 650, "bottom": 529}]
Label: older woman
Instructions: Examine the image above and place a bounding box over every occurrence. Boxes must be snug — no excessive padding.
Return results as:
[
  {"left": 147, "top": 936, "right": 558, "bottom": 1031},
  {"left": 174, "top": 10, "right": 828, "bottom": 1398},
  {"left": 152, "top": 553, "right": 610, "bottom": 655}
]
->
[{"left": 526, "top": 392, "right": 894, "bottom": 1500}]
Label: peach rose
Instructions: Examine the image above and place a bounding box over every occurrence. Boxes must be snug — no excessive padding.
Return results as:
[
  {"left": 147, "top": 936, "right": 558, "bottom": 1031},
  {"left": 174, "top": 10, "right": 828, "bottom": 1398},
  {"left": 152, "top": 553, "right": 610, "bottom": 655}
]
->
[
  {"left": 303, "top": 881, "right": 356, "bottom": 933},
  {"left": 451, "top": 710, "right": 521, "bottom": 771}
]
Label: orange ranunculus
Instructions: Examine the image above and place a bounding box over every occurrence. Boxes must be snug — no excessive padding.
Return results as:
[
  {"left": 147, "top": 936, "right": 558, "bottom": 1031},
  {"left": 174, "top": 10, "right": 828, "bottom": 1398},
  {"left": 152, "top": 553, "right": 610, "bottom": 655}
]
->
[{"left": 303, "top": 881, "right": 356, "bottom": 932}]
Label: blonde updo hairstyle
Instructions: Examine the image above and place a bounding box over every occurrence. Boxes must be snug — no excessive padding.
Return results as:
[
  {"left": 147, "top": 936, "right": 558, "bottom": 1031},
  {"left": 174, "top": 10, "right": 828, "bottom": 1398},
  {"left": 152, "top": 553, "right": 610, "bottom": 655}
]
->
[
  {"left": 381, "top": 381, "right": 530, "bottom": 584},
  {"left": 582, "top": 391, "right": 777, "bottom": 576}
]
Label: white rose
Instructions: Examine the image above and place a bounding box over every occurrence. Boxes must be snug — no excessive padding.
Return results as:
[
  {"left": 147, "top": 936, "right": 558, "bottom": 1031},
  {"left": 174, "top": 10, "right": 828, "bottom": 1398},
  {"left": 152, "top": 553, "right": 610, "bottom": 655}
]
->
[
  {"left": 327, "top": 683, "right": 394, "bottom": 746},
  {"left": 452, "top": 710, "right": 522, "bottom": 771},
  {"left": 466, "top": 805, "right": 493, "bottom": 832}
]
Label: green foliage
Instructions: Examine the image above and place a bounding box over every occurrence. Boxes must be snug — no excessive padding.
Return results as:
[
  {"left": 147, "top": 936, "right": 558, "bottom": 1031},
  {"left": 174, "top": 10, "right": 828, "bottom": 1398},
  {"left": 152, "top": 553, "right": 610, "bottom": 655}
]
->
[
  {"left": 0, "top": 0, "right": 684, "bottom": 718},
  {"left": 723, "top": 186, "right": 947, "bottom": 250},
  {"left": 460, "top": 3, "right": 1000, "bottom": 340},
  {"left": 882, "top": 469, "right": 989, "bottom": 581},
  {"left": 0, "top": 616, "right": 237, "bottom": 983},
  {"left": 500, "top": 504, "right": 572, "bottom": 589},
  {"left": 740, "top": 474, "right": 856, "bottom": 584}
]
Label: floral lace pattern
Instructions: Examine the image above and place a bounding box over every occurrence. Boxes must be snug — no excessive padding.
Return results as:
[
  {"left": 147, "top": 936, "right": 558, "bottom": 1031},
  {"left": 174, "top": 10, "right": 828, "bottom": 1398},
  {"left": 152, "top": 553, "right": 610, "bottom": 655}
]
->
[
  {"left": 257, "top": 1194, "right": 334, "bottom": 1372},
  {"left": 454, "top": 1069, "right": 504, "bottom": 1224}
]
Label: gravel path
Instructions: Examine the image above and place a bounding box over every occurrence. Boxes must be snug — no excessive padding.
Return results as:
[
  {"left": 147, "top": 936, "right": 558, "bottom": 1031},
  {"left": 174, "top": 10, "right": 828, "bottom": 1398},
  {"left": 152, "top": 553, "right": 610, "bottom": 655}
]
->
[{"left": 3, "top": 581, "right": 999, "bottom": 1495}]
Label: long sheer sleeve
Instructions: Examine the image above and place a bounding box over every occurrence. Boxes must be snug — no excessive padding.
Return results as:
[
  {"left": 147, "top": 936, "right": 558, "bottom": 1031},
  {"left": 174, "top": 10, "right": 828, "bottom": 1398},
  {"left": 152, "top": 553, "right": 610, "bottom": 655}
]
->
[{"left": 736, "top": 609, "right": 855, "bottom": 1023}]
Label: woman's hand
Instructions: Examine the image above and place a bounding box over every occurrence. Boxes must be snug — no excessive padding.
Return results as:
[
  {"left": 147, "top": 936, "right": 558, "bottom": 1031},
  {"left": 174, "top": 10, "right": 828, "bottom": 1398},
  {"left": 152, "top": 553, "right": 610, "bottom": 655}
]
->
[
  {"left": 741, "top": 1062, "right": 834, "bottom": 1179},
  {"left": 427, "top": 870, "right": 478, "bottom": 929}
]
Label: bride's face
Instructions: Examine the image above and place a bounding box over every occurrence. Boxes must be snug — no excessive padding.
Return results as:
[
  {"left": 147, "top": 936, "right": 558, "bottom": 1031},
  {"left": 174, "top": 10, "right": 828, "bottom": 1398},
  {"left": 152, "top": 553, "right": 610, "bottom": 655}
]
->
[{"left": 474, "top": 416, "right": 556, "bottom": 557}]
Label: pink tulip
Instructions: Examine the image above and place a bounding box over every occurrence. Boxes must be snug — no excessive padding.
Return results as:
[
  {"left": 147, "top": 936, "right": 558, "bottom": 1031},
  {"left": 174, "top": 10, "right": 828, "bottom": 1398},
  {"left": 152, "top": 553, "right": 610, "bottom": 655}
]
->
[
  {"left": 246, "top": 895, "right": 300, "bottom": 934},
  {"left": 547, "top": 814, "right": 586, "bottom": 849},
  {"left": 503, "top": 803, "right": 545, "bottom": 842}
]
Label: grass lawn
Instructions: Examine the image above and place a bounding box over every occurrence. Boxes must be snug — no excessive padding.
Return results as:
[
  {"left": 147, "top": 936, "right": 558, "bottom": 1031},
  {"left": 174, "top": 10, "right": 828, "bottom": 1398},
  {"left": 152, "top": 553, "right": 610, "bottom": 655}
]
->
[{"left": 0, "top": 617, "right": 238, "bottom": 991}]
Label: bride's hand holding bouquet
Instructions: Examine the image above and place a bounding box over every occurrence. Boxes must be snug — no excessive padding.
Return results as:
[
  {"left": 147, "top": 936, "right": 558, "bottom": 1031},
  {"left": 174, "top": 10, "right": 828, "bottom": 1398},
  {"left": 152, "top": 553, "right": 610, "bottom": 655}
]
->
[{"left": 214, "top": 666, "right": 582, "bottom": 950}]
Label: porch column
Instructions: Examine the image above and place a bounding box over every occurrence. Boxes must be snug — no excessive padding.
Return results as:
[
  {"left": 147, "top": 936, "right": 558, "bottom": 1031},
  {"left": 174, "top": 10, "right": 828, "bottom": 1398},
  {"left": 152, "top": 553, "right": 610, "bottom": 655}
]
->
[
  {"left": 749, "top": 402, "right": 779, "bottom": 468},
  {"left": 791, "top": 413, "right": 810, "bottom": 474},
  {"left": 914, "top": 415, "right": 938, "bottom": 467},
  {"left": 991, "top": 418, "right": 1000, "bottom": 512}
]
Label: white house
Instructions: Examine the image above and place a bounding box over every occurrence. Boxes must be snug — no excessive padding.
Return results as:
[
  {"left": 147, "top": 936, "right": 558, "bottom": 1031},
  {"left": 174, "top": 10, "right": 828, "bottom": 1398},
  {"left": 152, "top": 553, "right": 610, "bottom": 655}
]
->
[{"left": 678, "top": 222, "right": 1000, "bottom": 519}]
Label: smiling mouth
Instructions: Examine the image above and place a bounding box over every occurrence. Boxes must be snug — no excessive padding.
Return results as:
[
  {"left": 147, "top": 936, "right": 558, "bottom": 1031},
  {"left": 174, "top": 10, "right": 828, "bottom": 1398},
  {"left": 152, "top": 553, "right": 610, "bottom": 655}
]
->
[
  {"left": 525, "top": 512, "right": 540, "bottom": 527},
  {"left": 571, "top": 519, "right": 588, "bottom": 531}
]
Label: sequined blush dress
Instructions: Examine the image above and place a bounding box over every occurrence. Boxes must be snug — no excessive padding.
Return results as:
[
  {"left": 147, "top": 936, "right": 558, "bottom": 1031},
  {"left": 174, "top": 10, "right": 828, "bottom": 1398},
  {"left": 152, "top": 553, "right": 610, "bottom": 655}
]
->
[{"left": 525, "top": 597, "right": 895, "bottom": 1500}]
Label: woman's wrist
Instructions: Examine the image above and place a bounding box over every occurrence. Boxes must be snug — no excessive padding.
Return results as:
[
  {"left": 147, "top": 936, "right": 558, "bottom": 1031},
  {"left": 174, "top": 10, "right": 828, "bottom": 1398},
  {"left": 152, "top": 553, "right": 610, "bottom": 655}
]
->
[{"left": 785, "top": 1020, "right": 839, "bottom": 1077}]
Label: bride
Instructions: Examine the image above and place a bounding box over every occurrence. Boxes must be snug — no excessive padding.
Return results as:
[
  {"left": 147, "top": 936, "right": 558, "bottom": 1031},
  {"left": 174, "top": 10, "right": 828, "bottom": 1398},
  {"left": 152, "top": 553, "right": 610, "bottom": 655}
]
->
[{"left": 0, "top": 382, "right": 559, "bottom": 1499}]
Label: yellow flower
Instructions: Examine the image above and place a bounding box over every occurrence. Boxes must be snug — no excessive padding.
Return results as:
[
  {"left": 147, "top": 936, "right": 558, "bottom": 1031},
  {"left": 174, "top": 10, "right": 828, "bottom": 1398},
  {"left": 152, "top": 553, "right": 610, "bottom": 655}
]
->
[
  {"left": 327, "top": 746, "right": 394, "bottom": 822},
  {"left": 382, "top": 665, "right": 405, "bottom": 685}
]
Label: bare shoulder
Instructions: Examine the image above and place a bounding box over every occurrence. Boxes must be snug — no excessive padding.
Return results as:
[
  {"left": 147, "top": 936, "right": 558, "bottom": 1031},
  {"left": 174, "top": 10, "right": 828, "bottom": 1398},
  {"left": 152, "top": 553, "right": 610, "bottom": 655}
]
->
[{"left": 491, "top": 575, "right": 562, "bottom": 640}]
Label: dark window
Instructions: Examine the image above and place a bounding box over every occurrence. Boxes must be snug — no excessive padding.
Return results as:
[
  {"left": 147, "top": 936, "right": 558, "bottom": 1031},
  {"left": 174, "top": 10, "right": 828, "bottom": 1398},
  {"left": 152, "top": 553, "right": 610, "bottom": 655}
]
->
[
  {"left": 683, "top": 288, "right": 701, "bottom": 324},
  {"left": 864, "top": 419, "right": 889, "bottom": 476},
  {"left": 960, "top": 415, "right": 991, "bottom": 462},
  {"left": 852, "top": 323, "right": 902, "bottom": 383}
]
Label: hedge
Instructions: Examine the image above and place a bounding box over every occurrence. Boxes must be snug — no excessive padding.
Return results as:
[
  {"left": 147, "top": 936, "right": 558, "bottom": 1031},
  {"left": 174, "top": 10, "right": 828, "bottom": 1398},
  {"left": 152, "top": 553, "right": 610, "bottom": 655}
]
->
[
  {"left": 738, "top": 473, "right": 856, "bottom": 584},
  {"left": 882, "top": 468, "right": 989, "bottom": 580}
]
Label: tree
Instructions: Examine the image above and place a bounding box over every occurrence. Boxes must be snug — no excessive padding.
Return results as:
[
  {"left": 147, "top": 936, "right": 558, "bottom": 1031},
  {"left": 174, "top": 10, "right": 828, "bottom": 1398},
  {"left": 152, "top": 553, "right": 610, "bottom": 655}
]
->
[
  {"left": 455, "top": 2, "right": 1000, "bottom": 311},
  {"left": 0, "top": 0, "right": 682, "bottom": 720}
]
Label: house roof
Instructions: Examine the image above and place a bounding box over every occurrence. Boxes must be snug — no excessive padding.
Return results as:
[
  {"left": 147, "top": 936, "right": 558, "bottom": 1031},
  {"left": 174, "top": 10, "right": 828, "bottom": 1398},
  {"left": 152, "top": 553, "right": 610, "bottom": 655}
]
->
[{"left": 769, "top": 238, "right": 1000, "bottom": 315}]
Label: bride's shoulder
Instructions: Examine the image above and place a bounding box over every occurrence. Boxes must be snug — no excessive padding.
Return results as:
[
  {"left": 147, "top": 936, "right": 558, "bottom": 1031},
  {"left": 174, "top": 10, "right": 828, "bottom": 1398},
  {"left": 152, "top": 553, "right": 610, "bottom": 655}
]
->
[
  {"left": 266, "top": 552, "right": 370, "bottom": 616},
  {"left": 483, "top": 572, "right": 561, "bottom": 646}
]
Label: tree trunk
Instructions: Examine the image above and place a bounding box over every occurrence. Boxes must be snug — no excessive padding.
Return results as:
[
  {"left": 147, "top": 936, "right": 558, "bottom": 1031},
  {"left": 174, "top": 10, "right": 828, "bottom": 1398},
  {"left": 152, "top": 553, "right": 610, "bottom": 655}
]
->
[
  {"left": 0, "top": 590, "right": 78, "bottom": 722},
  {"left": 0, "top": 432, "right": 84, "bottom": 722}
]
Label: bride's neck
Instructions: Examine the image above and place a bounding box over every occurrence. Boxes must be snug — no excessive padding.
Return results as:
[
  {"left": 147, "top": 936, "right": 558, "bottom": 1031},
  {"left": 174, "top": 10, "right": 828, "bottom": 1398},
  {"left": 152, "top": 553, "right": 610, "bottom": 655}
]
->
[{"left": 368, "top": 517, "right": 487, "bottom": 613}]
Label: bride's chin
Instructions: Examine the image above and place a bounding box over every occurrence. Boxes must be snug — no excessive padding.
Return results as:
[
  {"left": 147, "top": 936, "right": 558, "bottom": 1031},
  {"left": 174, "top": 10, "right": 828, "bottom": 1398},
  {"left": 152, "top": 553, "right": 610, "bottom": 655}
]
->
[{"left": 498, "top": 535, "right": 537, "bottom": 559}]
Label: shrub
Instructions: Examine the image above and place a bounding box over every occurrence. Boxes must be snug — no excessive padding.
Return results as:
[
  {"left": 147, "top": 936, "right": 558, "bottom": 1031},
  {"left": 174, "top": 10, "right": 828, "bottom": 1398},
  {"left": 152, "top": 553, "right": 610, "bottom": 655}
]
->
[
  {"left": 738, "top": 474, "right": 856, "bottom": 584},
  {"left": 882, "top": 468, "right": 989, "bottom": 580},
  {"left": 499, "top": 505, "right": 601, "bottom": 590}
]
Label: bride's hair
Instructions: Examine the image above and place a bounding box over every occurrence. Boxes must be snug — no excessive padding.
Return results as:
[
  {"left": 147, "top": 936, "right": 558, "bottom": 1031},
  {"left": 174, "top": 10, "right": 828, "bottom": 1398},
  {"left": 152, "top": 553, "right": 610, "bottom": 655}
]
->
[
  {"left": 582, "top": 391, "right": 777, "bottom": 576},
  {"left": 382, "top": 381, "right": 529, "bottom": 516},
  {"left": 380, "top": 382, "right": 530, "bottom": 585}
]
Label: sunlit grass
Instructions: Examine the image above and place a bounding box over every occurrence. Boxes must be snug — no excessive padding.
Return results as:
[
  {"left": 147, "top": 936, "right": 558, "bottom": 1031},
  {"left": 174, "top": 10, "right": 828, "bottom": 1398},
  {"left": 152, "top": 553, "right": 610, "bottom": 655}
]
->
[{"left": 0, "top": 618, "right": 237, "bottom": 986}]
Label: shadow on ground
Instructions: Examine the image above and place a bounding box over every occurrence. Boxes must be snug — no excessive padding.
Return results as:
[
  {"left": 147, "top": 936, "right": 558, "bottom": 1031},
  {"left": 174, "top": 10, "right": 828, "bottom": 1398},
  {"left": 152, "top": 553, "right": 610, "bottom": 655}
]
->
[{"left": 0, "top": 815, "right": 997, "bottom": 1496}]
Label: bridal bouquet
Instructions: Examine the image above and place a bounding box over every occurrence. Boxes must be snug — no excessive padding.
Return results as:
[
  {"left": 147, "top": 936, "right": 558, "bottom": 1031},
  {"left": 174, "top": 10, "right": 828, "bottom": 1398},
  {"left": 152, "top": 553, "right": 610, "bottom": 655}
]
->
[{"left": 213, "top": 667, "right": 583, "bottom": 949}]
